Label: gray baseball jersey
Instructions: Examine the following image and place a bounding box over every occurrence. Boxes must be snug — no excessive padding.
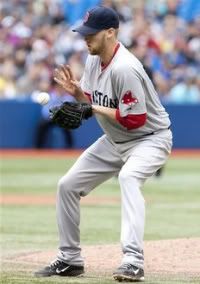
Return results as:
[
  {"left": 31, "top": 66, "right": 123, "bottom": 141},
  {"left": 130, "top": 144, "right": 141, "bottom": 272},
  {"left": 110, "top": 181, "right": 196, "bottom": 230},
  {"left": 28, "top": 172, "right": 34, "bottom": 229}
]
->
[{"left": 81, "top": 43, "right": 170, "bottom": 143}]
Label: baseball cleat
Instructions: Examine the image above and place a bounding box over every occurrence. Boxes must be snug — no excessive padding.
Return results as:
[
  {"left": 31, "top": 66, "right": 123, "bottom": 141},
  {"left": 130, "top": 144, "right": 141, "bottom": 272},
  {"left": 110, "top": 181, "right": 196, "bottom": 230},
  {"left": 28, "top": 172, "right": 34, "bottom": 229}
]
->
[
  {"left": 113, "top": 263, "right": 144, "bottom": 282},
  {"left": 34, "top": 259, "right": 84, "bottom": 277}
]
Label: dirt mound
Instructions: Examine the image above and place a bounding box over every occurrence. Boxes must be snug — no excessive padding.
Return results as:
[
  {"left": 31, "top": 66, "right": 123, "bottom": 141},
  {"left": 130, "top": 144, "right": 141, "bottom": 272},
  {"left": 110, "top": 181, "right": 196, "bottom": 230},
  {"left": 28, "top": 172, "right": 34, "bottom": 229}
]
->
[{"left": 11, "top": 238, "right": 200, "bottom": 278}]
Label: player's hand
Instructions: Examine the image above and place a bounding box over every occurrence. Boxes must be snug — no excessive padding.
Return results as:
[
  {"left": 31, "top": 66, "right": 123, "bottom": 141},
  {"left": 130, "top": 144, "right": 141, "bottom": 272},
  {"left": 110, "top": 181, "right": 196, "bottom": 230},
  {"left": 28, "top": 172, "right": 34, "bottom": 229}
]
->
[{"left": 54, "top": 65, "right": 83, "bottom": 99}]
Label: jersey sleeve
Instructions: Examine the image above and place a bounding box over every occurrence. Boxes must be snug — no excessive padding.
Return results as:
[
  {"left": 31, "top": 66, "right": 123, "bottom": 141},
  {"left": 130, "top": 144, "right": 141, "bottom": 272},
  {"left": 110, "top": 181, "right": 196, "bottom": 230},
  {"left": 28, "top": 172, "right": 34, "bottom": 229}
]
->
[
  {"left": 80, "top": 56, "right": 92, "bottom": 95},
  {"left": 112, "top": 65, "right": 147, "bottom": 117}
]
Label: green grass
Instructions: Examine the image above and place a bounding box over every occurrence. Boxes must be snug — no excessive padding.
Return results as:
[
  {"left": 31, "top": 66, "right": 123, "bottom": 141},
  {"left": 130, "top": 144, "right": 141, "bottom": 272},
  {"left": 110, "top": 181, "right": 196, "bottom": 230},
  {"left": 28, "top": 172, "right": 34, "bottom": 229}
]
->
[
  {"left": 1, "top": 272, "right": 199, "bottom": 284},
  {"left": 1, "top": 155, "right": 200, "bottom": 283}
]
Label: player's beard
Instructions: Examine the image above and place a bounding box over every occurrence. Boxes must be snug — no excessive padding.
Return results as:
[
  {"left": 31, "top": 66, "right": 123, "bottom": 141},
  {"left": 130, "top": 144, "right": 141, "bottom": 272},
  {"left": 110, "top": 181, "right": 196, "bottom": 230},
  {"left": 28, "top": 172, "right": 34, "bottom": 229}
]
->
[{"left": 87, "top": 34, "right": 106, "bottom": 55}]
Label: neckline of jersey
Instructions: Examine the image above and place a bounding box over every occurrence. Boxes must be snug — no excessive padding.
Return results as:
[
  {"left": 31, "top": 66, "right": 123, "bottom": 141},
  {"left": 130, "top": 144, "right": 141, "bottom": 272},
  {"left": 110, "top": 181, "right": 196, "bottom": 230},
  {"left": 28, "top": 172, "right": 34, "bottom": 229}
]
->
[{"left": 101, "top": 42, "right": 120, "bottom": 71}]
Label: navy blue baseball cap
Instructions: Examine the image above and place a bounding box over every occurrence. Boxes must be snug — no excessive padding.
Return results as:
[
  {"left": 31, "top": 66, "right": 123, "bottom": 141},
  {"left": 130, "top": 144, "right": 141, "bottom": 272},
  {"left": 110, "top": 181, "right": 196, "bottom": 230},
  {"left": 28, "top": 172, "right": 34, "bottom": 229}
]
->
[{"left": 72, "top": 6, "right": 119, "bottom": 36}]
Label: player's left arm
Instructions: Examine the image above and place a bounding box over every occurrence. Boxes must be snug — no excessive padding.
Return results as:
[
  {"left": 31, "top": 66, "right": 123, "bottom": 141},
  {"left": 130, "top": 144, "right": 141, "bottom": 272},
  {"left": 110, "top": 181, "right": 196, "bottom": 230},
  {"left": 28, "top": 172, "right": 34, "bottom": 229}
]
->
[
  {"left": 93, "top": 66, "right": 147, "bottom": 130},
  {"left": 92, "top": 104, "right": 146, "bottom": 130}
]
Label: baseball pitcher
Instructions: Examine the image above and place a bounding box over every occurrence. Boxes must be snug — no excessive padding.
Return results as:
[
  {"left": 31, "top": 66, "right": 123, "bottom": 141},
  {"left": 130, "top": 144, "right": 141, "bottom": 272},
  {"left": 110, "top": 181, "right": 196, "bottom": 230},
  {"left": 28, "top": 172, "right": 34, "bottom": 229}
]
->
[{"left": 35, "top": 6, "right": 172, "bottom": 282}]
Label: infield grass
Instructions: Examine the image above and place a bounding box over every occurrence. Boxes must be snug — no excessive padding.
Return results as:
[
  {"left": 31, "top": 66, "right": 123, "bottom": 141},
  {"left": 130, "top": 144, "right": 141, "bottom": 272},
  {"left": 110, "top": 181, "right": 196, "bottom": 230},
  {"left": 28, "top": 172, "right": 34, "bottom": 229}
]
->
[{"left": 1, "top": 153, "right": 200, "bottom": 283}]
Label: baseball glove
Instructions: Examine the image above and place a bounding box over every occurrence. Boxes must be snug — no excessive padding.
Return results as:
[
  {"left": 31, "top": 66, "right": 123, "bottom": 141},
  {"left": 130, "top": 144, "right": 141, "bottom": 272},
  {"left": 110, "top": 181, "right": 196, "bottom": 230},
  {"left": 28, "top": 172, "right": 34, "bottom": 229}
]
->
[{"left": 49, "top": 102, "right": 93, "bottom": 129}]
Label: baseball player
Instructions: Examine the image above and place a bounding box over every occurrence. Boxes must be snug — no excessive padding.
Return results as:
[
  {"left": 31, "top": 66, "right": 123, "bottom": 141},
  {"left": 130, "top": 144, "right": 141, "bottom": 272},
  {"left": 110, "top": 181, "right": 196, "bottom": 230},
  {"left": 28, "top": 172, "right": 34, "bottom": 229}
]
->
[{"left": 35, "top": 6, "right": 172, "bottom": 282}]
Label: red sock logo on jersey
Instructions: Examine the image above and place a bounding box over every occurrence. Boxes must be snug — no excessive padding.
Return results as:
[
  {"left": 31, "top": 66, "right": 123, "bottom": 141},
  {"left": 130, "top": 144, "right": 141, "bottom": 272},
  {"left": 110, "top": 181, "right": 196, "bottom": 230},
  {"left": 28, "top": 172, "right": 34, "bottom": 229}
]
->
[{"left": 121, "top": 91, "right": 138, "bottom": 106}]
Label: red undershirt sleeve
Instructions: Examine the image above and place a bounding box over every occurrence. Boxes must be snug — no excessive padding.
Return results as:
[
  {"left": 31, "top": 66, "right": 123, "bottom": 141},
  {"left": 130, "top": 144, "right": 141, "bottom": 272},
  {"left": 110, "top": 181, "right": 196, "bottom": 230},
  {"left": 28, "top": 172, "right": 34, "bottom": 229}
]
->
[
  {"left": 116, "top": 109, "right": 147, "bottom": 130},
  {"left": 84, "top": 92, "right": 92, "bottom": 103}
]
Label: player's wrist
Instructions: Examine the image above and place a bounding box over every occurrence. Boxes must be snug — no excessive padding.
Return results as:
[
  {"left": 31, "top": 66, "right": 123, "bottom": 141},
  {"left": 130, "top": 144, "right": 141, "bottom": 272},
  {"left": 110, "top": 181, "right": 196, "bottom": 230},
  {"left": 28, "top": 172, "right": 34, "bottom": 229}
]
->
[
  {"left": 91, "top": 105, "right": 99, "bottom": 114},
  {"left": 74, "top": 89, "right": 86, "bottom": 101},
  {"left": 91, "top": 105, "right": 95, "bottom": 111}
]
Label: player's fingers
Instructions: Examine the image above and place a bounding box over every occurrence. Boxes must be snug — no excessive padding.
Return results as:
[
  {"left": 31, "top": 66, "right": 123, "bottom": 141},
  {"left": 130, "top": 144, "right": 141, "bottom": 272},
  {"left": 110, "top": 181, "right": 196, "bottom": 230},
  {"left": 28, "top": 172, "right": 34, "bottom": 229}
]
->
[
  {"left": 71, "top": 80, "right": 81, "bottom": 89},
  {"left": 53, "top": 68, "right": 65, "bottom": 81},
  {"left": 54, "top": 77, "right": 71, "bottom": 93},
  {"left": 53, "top": 76, "right": 64, "bottom": 86},
  {"left": 65, "top": 65, "right": 75, "bottom": 81},
  {"left": 54, "top": 70, "right": 70, "bottom": 87},
  {"left": 61, "top": 65, "right": 71, "bottom": 80},
  {"left": 53, "top": 69, "right": 62, "bottom": 80},
  {"left": 53, "top": 74, "right": 68, "bottom": 86}
]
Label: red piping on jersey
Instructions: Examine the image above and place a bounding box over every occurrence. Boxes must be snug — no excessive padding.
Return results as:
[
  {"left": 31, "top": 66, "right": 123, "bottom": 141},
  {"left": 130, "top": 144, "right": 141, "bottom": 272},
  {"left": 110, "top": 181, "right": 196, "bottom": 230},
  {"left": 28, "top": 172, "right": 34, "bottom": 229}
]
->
[
  {"left": 116, "top": 109, "right": 147, "bottom": 130},
  {"left": 84, "top": 92, "right": 92, "bottom": 103},
  {"left": 101, "top": 43, "right": 120, "bottom": 71}
]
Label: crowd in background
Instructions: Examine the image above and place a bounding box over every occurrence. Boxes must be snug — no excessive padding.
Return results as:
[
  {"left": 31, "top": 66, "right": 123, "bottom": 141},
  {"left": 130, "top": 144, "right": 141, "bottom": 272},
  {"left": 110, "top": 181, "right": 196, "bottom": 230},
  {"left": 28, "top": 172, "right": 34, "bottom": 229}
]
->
[{"left": 0, "top": 0, "right": 200, "bottom": 104}]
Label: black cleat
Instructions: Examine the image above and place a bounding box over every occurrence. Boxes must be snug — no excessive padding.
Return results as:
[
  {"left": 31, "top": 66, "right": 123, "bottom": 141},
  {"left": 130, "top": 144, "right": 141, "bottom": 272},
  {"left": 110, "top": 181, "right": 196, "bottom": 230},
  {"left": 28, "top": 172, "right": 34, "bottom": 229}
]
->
[
  {"left": 34, "top": 259, "right": 84, "bottom": 277},
  {"left": 113, "top": 263, "right": 144, "bottom": 282}
]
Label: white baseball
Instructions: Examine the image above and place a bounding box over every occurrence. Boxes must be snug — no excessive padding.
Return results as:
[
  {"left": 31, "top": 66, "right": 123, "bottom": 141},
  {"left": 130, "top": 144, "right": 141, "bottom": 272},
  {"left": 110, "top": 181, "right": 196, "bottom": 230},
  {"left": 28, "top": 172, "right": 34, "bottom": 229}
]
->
[{"left": 36, "top": 92, "right": 50, "bottom": 105}]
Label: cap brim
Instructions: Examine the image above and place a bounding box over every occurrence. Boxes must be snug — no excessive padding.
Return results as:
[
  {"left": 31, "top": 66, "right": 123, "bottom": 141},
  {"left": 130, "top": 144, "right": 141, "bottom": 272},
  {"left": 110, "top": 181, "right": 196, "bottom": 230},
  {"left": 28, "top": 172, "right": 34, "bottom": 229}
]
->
[{"left": 72, "top": 25, "right": 101, "bottom": 36}]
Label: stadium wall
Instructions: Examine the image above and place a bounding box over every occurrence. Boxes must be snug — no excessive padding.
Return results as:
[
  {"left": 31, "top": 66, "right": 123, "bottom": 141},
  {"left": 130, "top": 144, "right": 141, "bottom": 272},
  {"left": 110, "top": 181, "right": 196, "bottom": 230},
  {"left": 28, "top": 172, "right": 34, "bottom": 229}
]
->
[{"left": 0, "top": 99, "right": 200, "bottom": 149}]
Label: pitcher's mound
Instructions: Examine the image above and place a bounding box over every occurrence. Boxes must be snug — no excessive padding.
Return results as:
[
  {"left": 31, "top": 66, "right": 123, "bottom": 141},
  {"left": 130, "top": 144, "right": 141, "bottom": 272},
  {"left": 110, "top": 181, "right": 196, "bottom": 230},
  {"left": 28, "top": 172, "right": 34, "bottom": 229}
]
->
[{"left": 15, "top": 238, "right": 200, "bottom": 278}]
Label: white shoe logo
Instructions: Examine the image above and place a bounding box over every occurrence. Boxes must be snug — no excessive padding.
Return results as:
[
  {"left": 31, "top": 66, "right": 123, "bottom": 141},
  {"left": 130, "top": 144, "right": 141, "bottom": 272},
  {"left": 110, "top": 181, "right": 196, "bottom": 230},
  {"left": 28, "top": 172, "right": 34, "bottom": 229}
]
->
[
  {"left": 56, "top": 266, "right": 70, "bottom": 274},
  {"left": 134, "top": 268, "right": 140, "bottom": 275}
]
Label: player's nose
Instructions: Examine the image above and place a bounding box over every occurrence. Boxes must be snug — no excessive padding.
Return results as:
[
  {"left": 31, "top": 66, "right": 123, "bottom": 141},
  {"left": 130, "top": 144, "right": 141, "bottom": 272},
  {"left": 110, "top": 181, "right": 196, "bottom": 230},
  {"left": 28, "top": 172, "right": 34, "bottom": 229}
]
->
[
  {"left": 84, "top": 36, "right": 89, "bottom": 43},
  {"left": 84, "top": 38, "right": 91, "bottom": 47},
  {"left": 84, "top": 34, "right": 93, "bottom": 42}
]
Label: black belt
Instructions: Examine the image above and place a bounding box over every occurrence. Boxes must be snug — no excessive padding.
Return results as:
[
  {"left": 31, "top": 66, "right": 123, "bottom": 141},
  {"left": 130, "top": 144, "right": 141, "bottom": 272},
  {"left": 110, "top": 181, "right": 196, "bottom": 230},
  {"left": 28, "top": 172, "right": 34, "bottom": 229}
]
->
[
  {"left": 115, "top": 126, "right": 171, "bottom": 144},
  {"left": 143, "top": 125, "right": 171, "bottom": 137}
]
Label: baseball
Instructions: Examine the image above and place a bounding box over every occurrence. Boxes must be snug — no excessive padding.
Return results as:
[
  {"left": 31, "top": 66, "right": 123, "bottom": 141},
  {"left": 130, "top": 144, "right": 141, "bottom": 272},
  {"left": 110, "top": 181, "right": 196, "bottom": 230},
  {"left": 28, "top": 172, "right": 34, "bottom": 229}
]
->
[{"left": 36, "top": 92, "right": 50, "bottom": 105}]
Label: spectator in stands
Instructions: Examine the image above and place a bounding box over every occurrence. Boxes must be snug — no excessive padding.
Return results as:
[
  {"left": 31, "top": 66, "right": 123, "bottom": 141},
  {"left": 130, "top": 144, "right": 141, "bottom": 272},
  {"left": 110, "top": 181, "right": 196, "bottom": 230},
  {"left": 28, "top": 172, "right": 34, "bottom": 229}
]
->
[
  {"left": 0, "top": 0, "right": 199, "bottom": 105},
  {"left": 166, "top": 68, "right": 200, "bottom": 104},
  {"left": 128, "top": 39, "right": 154, "bottom": 81}
]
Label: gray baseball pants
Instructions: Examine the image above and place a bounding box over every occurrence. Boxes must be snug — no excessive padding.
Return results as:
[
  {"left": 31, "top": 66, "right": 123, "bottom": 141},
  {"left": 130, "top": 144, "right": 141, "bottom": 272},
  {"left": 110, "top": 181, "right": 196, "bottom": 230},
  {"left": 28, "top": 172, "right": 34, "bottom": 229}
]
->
[{"left": 56, "top": 129, "right": 172, "bottom": 269}]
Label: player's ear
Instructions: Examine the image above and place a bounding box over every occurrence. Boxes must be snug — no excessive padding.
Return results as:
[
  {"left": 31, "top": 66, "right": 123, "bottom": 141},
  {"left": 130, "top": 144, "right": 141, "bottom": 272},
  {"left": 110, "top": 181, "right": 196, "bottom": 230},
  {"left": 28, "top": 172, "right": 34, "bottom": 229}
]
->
[{"left": 107, "top": 28, "right": 118, "bottom": 38}]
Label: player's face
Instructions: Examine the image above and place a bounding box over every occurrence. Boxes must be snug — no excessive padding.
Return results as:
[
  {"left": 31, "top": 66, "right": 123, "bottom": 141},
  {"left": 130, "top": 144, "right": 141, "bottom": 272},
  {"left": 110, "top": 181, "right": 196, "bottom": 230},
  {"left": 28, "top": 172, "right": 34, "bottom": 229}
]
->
[{"left": 84, "top": 31, "right": 107, "bottom": 55}]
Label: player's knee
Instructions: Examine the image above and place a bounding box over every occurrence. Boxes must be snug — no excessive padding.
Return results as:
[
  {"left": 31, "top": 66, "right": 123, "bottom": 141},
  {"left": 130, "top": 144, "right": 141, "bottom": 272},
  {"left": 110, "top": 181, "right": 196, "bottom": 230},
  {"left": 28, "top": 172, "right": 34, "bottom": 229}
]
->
[
  {"left": 57, "top": 174, "right": 80, "bottom": 197},
  {"left": 57, "top": 176, "right": 72, "bottom": 196},
  {"left": 118, "top": 169, "right": 129, "bottom": 183},
  {"left": 118, "top": 169, "right": 138, "bottom": 186}
]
